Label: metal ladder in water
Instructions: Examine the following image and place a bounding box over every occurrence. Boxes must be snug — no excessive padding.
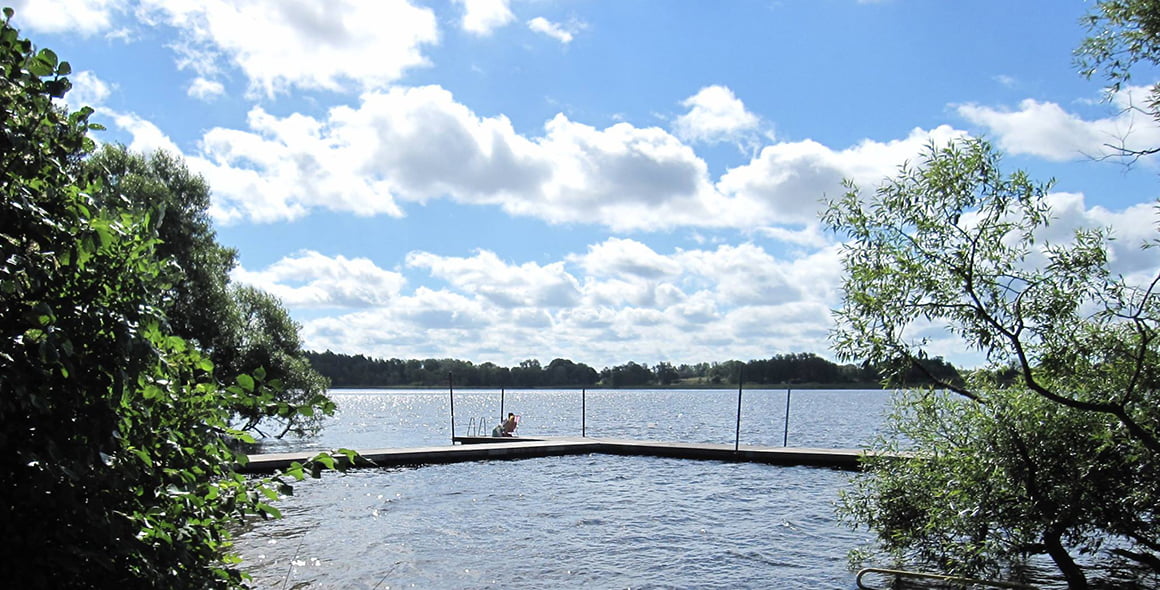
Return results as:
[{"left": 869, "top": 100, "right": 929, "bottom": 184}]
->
[{"left": 466, "top": 416, "right": 500, "bottom": 437}]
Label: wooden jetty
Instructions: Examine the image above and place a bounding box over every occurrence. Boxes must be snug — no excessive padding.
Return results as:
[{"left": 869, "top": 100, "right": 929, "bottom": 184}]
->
[{"left": 239, "top": 436, "right": 880, "bottom": 474}]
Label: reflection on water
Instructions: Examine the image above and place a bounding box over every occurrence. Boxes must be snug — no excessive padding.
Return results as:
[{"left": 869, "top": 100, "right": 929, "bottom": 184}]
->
[{"left": 237, "top": 389, "right": 891, "bottom": 588}]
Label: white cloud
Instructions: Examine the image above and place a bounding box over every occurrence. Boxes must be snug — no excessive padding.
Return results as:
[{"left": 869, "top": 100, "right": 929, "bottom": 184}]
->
[
  {"left": 8, "top": 0, "right": 123, "bottom": 36},
  {"left": 455, "top": 0, "right": 514, "bottom": 36},
  {"left": 104, "top": 109, "right": 183, "bottom": 155},
  {"left": 251, "top": 238, "right": 851, "bottom": 367},
  {"left": 672, "top": 85, "right": 762, "bottom": 146},
  {"left": 138, "top": 0, "right": 439, "bottom": 96},
  {"left": 677, "top": 243, "right": 802, "bottom": 307},
  {"left": 187, "top": 77, "right": 225, "bottom": 100},
  {"left": 60, "top": 70, "right": 113, "bottom": 111},
  {"left": 182, "top": 85, "right": 725, "bottom": 229},
  {"left": 957, "top": 87, "right": 1160, "bottom": 162},
  {"left": 265, "top": 212, "right": 1154, "bottom": 369},
  {"left": 527, "top": 16, "right": 573, "bottom": 44},
  {"left": 574, "top": 238, "right": 682, "bottom": 280},
  {"left": 1037, "top": 192, "right": 1160, "bottom": 281},
  {"left": 191, "top": 103, "right": 411, "bottom": 223},
  {"left": 176, "top": 82, "right": 979, "bottom": 236},
  {"left": 406, "top": 249, "right": 581, "bottom": 308},
  {"left": 716, "top": 125, "right": 969, "bottom": 225},
  {"left": 993, "top": 74, "right": 1017, "bottom": 88},
  {"left": 231, "top": 250, "right": 407, "bottom": 308}
]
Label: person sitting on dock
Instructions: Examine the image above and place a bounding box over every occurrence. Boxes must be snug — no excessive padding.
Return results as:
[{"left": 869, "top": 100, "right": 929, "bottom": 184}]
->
[{"left": 502, "top": 412, "right": 518, "bottom": 437}]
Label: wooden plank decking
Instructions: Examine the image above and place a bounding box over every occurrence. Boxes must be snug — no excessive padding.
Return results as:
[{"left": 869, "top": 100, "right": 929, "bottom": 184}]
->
[{"left": 239, "top": 436, "right": 878, "bottom": 474}]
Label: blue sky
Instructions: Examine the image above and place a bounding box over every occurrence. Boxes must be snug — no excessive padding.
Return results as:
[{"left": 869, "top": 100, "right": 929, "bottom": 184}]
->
[{"left": 16, "top": 0, "right": 1160, "bottom": 369}]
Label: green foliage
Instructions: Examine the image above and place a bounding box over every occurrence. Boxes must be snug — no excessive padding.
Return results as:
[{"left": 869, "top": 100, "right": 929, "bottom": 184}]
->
[
  {"left": 222, "top": 285, "right": 333, "bottom": 438},
  {"left": 1077, "top": 0, "right": 1160, "bottom": 160},
  {"left": 824, "top": 139, "right": 1160, "bottom": 587},
  {"left": 840, "top": 388, "right": 1156, "bottom": 585},
  {"left": 0, "top": 12, "right": 332, "bottom": 587},
  {"left": 84, "top": 145, "right": 238, "bottom": 355},
  {"left": 83, "top": 145, "right": 333, "bottom": 438},
  {"left": 1077, "top": 0, "right": 1160, "bottom": 93}
]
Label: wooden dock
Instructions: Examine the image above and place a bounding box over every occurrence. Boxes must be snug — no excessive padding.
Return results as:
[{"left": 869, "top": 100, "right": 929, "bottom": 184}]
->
[{"left": 239, "top": 436, "right": 878, "bottom": 474}]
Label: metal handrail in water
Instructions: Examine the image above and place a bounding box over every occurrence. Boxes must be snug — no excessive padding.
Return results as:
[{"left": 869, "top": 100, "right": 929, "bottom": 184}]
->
[
  {"left": 465, "top": 416, "right": 499, "bottom": 437},
  {"left": 855, "top": 567, "right": 1037, "bottom": 589}
]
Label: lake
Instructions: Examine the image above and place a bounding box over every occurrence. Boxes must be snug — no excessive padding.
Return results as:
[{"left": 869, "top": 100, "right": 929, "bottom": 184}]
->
[{"left": 235, "top": 388, "right": 892, "bottom": 588}]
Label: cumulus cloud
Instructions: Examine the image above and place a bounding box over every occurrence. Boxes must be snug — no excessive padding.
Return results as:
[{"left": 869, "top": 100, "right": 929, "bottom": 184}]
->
[
  {"left": 231, "top": 250, "right": 407, "bottom": 308},
  {"left": 406, "top": 249, "right": 581, "bottom": 308},
  {"left": 104, "top": 109, "right": 183, "bottom": 155},
  {"left": 137, "top": 0, "right": 439, "bottom": 96},
  {"left": 243, "top": 238, "right": 852, "bottom": 367},
  {"left": 957, "top": 87, "right": 1160, "bottom": 162},
  {"left": 574, "top": 238, "right": 683, "bottom": 280},
  {"left": 158, "top": 82, "right": 975, "bottom": 234},
  {"left": 262, "top": 201, "right": 1158, "bottom": 368},
  {"left": 7, "top": 0, "right": 122, "bottom": 36},
  {"left": 672, "top": 85, "right": 762, "bottom": 146},
  {"left": 1036, "top": 192, "right": 1160, "bottom": 281},
  {"left": 59, "top": 70, "right": 113, "bottom": 111},
  {"left": 190, "top": 103, "right": 411, "bottom": 223},
  {"left": 455, "top": 0, "right": 514, "bottom": 36},
  {"left": 187, "top": 77, "right": 225, "bottom": 100},
  {"left": 716, "top": 124, "right": 968, "bottom": 225},
  {"left": 527, "top": 17, "right": 574, "bottom": 44}
]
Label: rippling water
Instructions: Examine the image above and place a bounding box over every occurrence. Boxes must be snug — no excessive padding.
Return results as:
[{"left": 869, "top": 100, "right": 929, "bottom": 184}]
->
[{"left": 236, "top": 389, "right": 891, "bottom": 588}]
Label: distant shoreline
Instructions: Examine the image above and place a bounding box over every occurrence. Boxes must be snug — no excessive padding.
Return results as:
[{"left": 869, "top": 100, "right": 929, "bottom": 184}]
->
[{"left": 326, "top": 382, "right": 887, "bottom": 391}]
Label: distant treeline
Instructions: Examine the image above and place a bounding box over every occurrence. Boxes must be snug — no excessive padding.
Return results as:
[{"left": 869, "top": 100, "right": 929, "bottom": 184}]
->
[{"left": 304, "top": 350, "right": 962, "bottom": 389}]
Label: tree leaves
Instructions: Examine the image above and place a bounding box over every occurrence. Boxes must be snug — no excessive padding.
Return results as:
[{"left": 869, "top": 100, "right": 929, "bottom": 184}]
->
[
  {"left": 0, "top": 12, "right": 330, "bottom": 588},
  {"left": 826, "top": 138, "right": 1160, "bottom": 585}
]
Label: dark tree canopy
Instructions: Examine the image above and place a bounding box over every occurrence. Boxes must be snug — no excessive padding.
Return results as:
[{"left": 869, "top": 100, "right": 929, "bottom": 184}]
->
[
  {"left": 84, "top": 145, "right": 238, "bottom": 355},
  {"left": 303, "top": 350, "right": 931, "bottom": 389}
]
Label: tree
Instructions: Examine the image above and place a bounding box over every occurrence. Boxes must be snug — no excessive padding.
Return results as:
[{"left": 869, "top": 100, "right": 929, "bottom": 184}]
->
[
  {"left": 84, "top": 145, "right": 237, "bottom": 355},
  {"left": 824, "top": 138, "right": 1160, "bottom": 587},
  {"left": 654, "top": 361, "right": 679, "bottom": 385},
  {"left": 1076, "top": 0, "right": 1160, "bottom": 162},
  {"left": 0, "top": 11, "right": 292, "bottom": 587},
  {"left": 604, "top": 361, "right": 654, "bottom": 387},
  {"left": 84, "top": 144, "right": 332, "bottom": 438},
  {"left": 0, "top": 12, "right": 341, "bottom": 587},
  {"left": 220, "top": 286, "right": 333, "bottom": 438}
]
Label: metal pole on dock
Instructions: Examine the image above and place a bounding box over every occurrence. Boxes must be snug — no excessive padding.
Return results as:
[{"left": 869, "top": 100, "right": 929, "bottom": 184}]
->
[
  {"left": 783, "top": 388, "right": 792, "bottom": 447},
  {"left": 582, "top": 388, "right": 586, "bottom": 437},
  {"left": 449, "top": 372, "right": 455, "bottom": 441},
  {"left": 734, "top": 366, "right": 744, "bottom": 452}
]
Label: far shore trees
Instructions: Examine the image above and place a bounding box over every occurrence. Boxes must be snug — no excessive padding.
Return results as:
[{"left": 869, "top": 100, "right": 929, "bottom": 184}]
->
[{"left": 304, "top": 350, "right": 959, "bottom": 388}]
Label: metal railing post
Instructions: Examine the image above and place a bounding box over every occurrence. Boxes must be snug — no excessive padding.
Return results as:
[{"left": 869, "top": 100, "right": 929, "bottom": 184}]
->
[
  {"left": 734, "top": 366, "right": 743, "bottom": 452},
  {"left": 448, "top": 372, "right": 455, "bottom": 441},
  {"left": 783, "top": 388, "right": 792, "bottom": 447}
]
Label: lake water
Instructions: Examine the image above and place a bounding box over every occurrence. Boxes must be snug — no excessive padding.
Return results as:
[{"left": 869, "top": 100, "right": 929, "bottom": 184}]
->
[{"left": 235, "top": 388, "right": 893, "bottom": 589}]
